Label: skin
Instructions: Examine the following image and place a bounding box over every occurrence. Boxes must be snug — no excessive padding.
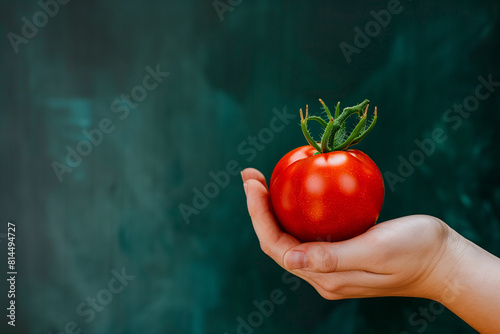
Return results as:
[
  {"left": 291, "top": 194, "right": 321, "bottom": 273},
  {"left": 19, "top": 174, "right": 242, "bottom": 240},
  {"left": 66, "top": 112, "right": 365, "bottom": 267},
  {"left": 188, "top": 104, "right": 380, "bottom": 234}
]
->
[{"left": 242, "top": 167, "right": 500, "bottom": 333}]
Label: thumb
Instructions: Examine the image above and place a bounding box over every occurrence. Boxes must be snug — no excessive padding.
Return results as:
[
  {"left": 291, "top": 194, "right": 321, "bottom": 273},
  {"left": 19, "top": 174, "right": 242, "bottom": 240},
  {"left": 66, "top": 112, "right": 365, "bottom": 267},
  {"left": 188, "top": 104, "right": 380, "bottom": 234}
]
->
[{"left": 283, "top": 238, "right": 377, "bottom": 273}]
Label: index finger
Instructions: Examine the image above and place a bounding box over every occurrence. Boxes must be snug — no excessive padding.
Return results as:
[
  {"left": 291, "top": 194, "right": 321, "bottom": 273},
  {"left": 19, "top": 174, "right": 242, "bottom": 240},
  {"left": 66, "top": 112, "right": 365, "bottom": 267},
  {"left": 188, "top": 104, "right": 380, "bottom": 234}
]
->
[{"left": 244, "top": 178, "right": 301, "bottom": 267}]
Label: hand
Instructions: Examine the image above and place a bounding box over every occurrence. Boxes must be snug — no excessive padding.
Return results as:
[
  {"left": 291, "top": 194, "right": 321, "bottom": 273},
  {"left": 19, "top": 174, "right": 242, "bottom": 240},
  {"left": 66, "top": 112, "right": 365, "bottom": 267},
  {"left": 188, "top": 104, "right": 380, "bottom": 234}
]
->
[
  {"left": 242, "top": 167, "right": 500, "bottom": 332},
  {"left": 241, "top": 168, "right": 463, "bottom": 301}
]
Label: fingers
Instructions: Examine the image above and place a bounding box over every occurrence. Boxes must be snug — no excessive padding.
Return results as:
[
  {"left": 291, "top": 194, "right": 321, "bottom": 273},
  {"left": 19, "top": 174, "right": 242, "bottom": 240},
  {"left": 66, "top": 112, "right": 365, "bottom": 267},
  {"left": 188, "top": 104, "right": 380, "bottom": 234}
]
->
[
  {"left": 241, "top": 167, "right": 402, "bottom": 299},
  {"left": 283, "top": 237, "right": 379, "bottom": 273},
  {"left": 244, "top": 178, "right": 300, "bottom": 267},
  {"left": 317, "top": 271, "right": 392, "bottom": 291},
  {"left": 292, "top": 270, "right": 397, "bottom": 300},
  {"left": 241, "top": 168, "right": 268, "bottom": 190}
]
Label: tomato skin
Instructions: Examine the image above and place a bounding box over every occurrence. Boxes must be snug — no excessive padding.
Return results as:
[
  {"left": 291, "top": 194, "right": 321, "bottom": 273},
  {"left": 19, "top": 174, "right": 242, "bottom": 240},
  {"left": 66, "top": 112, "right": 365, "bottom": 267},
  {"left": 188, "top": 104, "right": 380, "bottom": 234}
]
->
[{"left": 270, "top": 146, "right": 384, "bottom": 242}]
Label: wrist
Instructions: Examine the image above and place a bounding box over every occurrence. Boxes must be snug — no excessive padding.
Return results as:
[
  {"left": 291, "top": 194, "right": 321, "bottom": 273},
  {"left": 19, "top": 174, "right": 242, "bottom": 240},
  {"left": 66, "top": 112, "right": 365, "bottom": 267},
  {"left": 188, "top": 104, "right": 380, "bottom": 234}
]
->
[
  {"left": 419, "top": 223, "right": 500, "bottom": 332},
  {"left": 433, "top": 226, "right": 471, "bottom": 306},
  {"left": 415, "top": 221, "right": 471, "bottom": 303}
]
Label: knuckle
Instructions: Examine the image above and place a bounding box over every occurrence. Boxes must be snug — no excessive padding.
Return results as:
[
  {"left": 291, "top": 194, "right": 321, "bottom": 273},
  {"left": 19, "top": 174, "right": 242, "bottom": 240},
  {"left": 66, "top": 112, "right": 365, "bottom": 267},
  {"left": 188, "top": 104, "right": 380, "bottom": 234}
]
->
[
  {"left": 260, "top": 242, "right": 271, "bottom": 256},
  {"left": 421, "top": 215, "right": 448, "bottom": 239},
  {"left": 323, "top": 280, "right": 343, "bottom": 293},
  {"left": 311, "top": 246, "right": 338, "bottom": 272},
  {"left": 363, "top": 233, "right": 391, "bottom": 263}
]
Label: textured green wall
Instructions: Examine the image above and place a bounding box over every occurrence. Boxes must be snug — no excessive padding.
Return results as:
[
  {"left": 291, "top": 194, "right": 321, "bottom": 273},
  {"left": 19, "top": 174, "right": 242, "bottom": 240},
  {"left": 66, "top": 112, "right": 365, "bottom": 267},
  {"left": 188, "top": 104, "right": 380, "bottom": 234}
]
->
[{"left": 1, "top": 0, "right": 499, "bottom": 333}]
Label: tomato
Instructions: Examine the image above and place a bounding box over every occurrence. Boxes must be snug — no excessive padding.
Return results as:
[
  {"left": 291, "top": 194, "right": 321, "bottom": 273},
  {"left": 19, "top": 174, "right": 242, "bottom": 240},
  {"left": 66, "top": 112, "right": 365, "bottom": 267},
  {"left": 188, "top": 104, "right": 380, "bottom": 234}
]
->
[
  {"left": 270, "top": 146, "right": 384, "bottom": 242},
  {"left": 269, "top": 99, "right": 384, "bottom": 242}
]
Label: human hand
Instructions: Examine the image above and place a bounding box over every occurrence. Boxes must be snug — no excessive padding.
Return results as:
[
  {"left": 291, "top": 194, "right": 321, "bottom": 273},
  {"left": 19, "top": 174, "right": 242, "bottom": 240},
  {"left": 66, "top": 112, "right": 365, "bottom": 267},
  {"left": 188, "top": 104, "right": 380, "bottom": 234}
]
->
[{"left": 241, "top": 167, "right": 465, "bottom": 301}]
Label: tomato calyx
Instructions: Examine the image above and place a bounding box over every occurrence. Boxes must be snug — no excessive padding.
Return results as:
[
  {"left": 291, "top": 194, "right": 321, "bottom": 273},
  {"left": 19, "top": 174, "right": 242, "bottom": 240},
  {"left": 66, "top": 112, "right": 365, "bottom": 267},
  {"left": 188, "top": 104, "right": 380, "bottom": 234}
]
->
[{"left": 299, "top": 99, "right": 378, "bottom": 153}]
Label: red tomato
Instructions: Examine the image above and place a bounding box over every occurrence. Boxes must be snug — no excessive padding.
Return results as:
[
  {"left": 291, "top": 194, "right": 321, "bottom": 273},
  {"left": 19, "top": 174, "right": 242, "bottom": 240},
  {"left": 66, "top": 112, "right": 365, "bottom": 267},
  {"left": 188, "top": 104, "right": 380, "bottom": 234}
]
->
[{"left": 270, "top": 146, "right": 384, "bottom": 242}]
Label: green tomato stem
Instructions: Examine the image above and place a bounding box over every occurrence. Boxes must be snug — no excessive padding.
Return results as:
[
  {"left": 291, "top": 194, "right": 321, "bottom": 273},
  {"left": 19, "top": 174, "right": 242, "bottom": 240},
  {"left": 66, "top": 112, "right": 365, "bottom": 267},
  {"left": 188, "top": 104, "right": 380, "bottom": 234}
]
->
[
  {"left": 300, "top": 106, "right": 322, "bottom": 152},
  {"left": 299, "top": 99, "right": 378, "bottom": 153},
  {"left": 319, "top": 99, "right": 332, "bottom": 120},
  {"left": 307, "top": 116, "right": 328, "bottom": 128},
  {"left": 334, "top": 113, "right": 367, "bottom": 151},
  {"left": 321, "top": 118, "right": 335, "bottom": 153},
  {"left": 352, "top": 107, "right": 378, "bottom": 145},
  {"left": 334, "top": 101, "right": 340, "bottom": 118}
]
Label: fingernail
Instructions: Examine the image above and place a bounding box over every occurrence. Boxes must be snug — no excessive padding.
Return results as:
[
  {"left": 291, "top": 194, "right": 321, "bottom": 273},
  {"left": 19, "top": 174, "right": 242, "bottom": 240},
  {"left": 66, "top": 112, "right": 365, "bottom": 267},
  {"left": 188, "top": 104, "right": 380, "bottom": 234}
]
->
[
  {"left": 240, "top": 171, "right": 246, "bottom": 182},
  {"left": 284, "top": 251, "right": 308, "bottom": 269},
  {"left": 243, "top": 182, "right": 248, "bottom": 196}
]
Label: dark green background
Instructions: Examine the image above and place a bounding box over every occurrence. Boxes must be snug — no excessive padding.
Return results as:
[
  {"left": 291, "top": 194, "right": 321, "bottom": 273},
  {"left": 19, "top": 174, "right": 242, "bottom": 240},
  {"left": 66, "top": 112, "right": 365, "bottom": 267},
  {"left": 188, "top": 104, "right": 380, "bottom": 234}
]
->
[{"left": 1, "top": 0, "right": 500, "bottom": 333}]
